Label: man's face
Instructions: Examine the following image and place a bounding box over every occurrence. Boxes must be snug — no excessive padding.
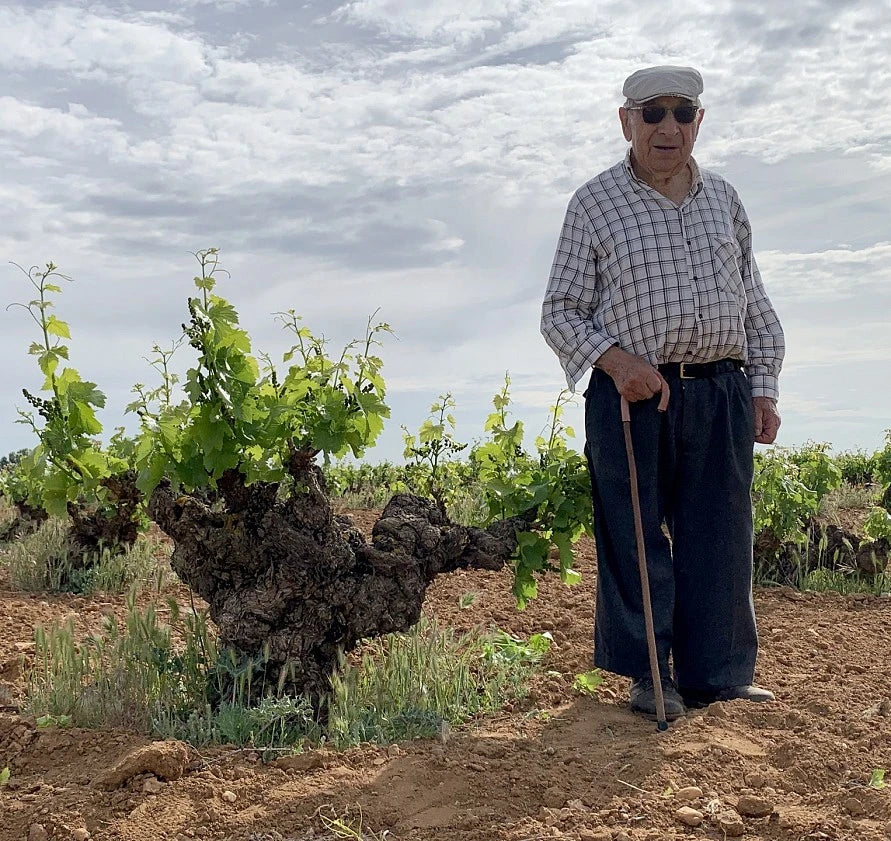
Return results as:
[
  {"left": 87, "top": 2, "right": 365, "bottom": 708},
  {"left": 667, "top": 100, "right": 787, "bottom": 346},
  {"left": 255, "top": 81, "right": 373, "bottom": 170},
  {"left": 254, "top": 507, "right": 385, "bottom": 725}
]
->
[{"left": 619, "top": 96, "right": 703, "bottom": 179}]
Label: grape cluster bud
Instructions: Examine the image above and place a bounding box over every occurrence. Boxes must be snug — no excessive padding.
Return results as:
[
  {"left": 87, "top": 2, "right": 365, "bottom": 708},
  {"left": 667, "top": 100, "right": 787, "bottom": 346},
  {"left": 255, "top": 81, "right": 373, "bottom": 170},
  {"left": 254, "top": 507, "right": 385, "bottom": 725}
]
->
[{"left": 22, "top": 389, "right": 60, "bottom": 421}]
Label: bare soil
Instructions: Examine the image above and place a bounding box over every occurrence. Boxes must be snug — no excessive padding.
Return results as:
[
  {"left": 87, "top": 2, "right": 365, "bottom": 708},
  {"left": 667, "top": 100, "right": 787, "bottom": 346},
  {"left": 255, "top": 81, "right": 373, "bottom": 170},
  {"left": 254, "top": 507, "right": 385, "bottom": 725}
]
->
[{"left": 1, "top": 508, "right": 890, "bottom": 841}]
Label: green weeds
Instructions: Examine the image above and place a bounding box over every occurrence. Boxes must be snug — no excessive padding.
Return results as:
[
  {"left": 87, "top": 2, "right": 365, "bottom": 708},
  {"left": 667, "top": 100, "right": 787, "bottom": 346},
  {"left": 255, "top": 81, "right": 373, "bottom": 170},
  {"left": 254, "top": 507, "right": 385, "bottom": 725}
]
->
[
  {"left": 2, "top": 518, "right": 168, "bottom": 594},
  {"left": 798, "top": 568, "right": 890, "bottom": 596},
  {"left": 25, "top": 599, "right": 547, "bottom": 754},
  {"left": 327, "top": 621, "right": 549, "bottom": 747}
]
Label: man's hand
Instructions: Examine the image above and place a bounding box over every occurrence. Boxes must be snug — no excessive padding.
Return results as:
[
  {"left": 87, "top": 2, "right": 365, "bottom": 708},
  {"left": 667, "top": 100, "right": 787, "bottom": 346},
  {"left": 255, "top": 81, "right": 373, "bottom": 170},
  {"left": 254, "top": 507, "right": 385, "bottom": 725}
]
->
[
  {"left": 753, "top": 396, "right": 781, "bottom": 444},
  {"left": 596, "top": 347, "right": 667, "bottom": 402}
]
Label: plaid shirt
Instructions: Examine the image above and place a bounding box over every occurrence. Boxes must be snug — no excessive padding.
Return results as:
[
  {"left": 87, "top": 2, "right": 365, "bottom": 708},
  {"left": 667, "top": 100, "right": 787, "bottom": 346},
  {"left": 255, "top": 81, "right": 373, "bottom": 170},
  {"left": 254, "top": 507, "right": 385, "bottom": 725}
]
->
[{"left": 541, "top": 152, "right": 784, "bottom": 399}]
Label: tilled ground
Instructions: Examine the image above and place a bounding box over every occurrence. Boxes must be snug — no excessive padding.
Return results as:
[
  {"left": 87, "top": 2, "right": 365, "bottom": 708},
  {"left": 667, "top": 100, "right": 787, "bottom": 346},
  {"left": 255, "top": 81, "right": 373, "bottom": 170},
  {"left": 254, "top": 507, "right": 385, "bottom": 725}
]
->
[{"left": 1, "top": 509, "right": 890, "bottom": 841}]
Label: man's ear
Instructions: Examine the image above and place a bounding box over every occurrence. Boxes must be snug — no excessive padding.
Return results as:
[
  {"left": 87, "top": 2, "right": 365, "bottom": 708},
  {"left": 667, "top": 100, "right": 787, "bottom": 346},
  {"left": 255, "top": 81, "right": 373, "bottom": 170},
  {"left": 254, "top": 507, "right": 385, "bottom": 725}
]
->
[
  {"left": 692, "top": 107, "right": 704, "bottom": 141},
  {"left": 619, "top": 107, "right": 632, "bottom": 142}
]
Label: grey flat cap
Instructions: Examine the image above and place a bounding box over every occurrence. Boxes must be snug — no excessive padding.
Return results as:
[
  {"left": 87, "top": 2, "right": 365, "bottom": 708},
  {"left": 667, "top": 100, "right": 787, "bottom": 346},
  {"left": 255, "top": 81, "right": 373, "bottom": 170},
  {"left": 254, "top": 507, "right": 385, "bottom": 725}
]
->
[{"left": 622, "top": 65, "right": 703, "bottom": 103}]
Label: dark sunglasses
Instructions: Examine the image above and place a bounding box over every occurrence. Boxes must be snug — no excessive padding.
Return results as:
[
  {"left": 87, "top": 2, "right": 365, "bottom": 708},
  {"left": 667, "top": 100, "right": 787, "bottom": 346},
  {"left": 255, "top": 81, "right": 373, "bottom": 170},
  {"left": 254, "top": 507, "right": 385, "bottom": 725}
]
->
[{"left": 627, "top": 104, "right": 699, "bottom": 124}]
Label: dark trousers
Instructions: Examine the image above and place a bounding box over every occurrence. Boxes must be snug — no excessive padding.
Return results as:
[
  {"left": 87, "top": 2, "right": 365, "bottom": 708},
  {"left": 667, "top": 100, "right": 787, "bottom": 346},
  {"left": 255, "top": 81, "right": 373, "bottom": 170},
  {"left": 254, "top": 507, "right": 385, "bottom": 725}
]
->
[{"left": 583, "top": 365, "right": 758, "bottom": 691}]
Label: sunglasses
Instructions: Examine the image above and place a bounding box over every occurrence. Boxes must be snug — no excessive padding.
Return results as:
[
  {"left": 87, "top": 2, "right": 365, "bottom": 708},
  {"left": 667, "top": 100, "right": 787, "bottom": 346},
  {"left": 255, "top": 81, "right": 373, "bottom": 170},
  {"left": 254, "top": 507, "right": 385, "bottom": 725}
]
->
[{"left": 627, "top": 104, "right": 699, "bottom": 124}]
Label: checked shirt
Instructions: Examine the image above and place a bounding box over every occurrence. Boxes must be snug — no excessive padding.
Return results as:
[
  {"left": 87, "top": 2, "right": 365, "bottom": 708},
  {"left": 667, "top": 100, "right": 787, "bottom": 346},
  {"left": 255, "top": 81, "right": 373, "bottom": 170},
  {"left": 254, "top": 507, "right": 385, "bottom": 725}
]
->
[{"left": 541, "top": 152, "right": 785, "bottom": 399}]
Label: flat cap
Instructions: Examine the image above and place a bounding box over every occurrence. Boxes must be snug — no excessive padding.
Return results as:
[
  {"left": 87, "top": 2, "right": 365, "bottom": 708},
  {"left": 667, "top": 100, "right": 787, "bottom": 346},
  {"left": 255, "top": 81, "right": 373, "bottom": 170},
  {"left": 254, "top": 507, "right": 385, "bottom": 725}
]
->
[{"left": 622, "top": 65, "right": 703, "bottom": 103}]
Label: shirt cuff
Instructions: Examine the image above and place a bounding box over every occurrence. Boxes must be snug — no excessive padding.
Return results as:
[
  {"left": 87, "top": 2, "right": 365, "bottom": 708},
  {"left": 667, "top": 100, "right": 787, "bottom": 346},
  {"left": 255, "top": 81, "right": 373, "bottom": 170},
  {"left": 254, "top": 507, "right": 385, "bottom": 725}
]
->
[
  {"left": 746, "top": 365, "right": 779, "bottom": 401},
  {"left": 563, "top": 335, "right": 618, "bottom": 390}
]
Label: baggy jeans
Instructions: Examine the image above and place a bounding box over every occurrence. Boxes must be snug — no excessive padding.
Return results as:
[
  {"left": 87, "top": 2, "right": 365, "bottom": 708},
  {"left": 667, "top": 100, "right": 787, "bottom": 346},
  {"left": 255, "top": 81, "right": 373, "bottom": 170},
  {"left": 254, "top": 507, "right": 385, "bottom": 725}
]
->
[{"left": 583, "top": 365, "right": 758, "bottom": 691}]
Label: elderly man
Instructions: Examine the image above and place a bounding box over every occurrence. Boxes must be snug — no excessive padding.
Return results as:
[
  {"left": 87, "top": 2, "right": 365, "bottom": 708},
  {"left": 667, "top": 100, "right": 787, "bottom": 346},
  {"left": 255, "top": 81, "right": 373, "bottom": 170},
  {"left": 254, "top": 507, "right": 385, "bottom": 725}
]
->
[{"left": 541, "top": 66, "right": 785, "bottom": 720}]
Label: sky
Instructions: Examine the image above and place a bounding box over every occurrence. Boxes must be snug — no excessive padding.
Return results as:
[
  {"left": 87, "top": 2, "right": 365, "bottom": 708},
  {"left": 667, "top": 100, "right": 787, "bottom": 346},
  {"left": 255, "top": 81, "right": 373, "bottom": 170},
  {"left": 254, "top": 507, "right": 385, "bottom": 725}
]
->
[{"left": 1, "top": 0, "right": 890, "bottom": 465}]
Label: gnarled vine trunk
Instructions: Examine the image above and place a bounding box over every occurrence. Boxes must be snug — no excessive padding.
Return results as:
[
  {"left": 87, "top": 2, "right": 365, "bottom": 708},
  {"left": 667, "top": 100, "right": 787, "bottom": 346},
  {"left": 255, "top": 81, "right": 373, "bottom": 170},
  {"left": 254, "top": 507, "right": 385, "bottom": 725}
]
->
[
  {"left": 755, "top": 519, "right": 890, "bottom": 586},
  {"left": 0, "top": 500, "right": 48, "bottom": 543},
  {"left": 65, "top": 471, "right": 143, "bottom": 567},
  {"left": 148, "top": 451, "right": 534, "bottom": 705}
]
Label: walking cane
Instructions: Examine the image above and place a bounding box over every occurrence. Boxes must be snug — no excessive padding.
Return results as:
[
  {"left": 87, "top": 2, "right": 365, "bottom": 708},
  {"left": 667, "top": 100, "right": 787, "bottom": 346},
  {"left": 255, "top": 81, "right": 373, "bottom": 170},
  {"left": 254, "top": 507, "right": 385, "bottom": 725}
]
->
[{"left": 620, "top": 381, "right": 670, "bottom": 731}]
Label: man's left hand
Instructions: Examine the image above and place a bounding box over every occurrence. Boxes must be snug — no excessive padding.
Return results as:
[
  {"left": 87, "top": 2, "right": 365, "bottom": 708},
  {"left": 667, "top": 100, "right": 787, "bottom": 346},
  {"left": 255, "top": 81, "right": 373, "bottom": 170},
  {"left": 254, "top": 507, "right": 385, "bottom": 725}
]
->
[{"left": 753, "top": 397, "right": 780, "bottom": 444}]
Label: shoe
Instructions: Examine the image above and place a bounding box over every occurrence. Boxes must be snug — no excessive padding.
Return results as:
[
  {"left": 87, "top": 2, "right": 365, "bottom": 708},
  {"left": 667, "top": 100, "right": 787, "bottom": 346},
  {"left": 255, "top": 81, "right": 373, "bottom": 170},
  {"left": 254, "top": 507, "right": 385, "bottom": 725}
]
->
[
  {"left": 716, "top": 685, "right": 775, "bottom": 703},
  {"left": 629, "top": 675, "right": 686, "bottom": 721},
  {"left": 680, "top": 684, "right": 775, "bottom": 708}
]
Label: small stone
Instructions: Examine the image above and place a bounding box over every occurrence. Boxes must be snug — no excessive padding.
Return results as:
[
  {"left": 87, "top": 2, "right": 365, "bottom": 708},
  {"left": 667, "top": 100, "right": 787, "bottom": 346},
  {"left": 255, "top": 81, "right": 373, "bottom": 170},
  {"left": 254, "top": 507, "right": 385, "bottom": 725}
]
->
[
  {"left": 28, "top": 826, "right": 49, "bottom": 841},
  {"left": 736, "top": 794, "right": 773, "bottom": 817},
  {"left": 676, "top": 786, "right": 703, "bottom": 801},
  {"left": 717, "top": 812, "right": 745, "bottom": 837},
  {"left": 542, "top": 808, "right": 562, "bottom": 827},
  {"left": 675, "top": 806, "right": 703, "bottom": 826},
  {"left": 72, "top": 830, "right": 90, "bottom": 841},
  {"left": 221, "top": 790, "right": 237, "bottom": 803}
]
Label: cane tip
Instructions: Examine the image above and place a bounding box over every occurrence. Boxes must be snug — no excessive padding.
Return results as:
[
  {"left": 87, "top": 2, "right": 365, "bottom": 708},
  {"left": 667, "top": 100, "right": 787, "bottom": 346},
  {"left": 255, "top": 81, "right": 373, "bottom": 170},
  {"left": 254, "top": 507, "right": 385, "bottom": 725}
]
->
[{"left": 657, "top": 720, "right": 669, "bottom": 732}]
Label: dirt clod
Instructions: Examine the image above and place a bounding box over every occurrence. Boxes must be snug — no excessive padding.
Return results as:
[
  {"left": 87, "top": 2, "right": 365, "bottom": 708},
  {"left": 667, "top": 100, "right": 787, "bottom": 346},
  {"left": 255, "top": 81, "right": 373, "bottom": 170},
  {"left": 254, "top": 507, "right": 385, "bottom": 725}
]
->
[
  {"left": 717, "top": 811, "right": 745, "bottom": 836},
  {"left": 142, "top": 776, "right": 164, "bottom": 794},
  {"left": 744, "top": 770, "right": 767, "bottom": 788},
  {"left": 94, "top": 741, "right": 190, "bottom": 790},
  {"left": 736, "top": 793, "right": 774, "bottom": 817},
  {"left": 577, "top": 829, "right": 611, "bottom": 841},
  {"left": 676, "top": 785, "right": 702, "bottom": 801},
  {"left": 28, "top": 825, "right": 48, "bottom": 841}
]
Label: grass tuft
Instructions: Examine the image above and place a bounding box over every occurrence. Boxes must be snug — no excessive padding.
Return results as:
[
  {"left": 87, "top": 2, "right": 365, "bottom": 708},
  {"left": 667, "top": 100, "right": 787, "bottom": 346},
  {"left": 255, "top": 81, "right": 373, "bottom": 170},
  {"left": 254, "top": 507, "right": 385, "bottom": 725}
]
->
[
  {"left": 799, "top": 568, "right": 891, "bottom": 596},
  {"left": 326, "top": 622, "right": 549, "bottom": 747},
  {"left": 2, "top": 518, "right": 169, "bottom": 594}
]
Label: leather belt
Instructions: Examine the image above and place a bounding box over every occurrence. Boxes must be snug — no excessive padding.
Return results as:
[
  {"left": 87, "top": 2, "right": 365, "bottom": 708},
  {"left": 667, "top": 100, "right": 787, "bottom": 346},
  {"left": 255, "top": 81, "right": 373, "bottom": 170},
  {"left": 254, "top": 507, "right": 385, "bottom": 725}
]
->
[{"left": 657, "top": 359, "right": 743, "bottom": 380}]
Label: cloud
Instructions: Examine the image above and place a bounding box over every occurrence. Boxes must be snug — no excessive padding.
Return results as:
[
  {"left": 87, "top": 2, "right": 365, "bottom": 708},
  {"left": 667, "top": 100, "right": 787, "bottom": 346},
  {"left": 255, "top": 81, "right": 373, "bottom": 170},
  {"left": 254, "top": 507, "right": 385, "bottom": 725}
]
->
[
  {"left": 760, "top": 242, "right": 891, "bottom": 303},
  {"left": 0, "top": 0, "right": 889, "bottom": 460}
]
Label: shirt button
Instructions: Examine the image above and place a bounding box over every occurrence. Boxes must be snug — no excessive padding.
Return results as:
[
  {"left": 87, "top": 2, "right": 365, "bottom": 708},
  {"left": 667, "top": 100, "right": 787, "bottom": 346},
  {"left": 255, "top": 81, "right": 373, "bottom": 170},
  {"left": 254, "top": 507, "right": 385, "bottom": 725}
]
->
[{"left": 697, "top": 313, "right": 703, "bottom": 319}]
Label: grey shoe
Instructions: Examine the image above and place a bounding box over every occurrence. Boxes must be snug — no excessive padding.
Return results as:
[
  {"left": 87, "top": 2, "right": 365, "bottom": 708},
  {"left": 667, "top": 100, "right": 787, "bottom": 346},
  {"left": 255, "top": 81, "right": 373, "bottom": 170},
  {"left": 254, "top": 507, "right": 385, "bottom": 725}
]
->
[
  {"left": 716, "top": 684, "right": 775, "bottom": 703},
  {"left": 629, "top": 676, "right": 686, "bottom": 721},
  {"left": 680, "top": 684, "right": 775, "bottom": 708}
]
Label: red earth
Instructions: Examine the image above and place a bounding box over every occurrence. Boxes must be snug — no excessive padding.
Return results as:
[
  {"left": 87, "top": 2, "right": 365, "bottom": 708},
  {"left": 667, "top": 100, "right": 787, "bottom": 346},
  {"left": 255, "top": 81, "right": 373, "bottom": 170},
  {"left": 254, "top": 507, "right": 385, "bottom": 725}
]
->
[{"left": 1, "top": 508, "right": 890, "bottom": 841}]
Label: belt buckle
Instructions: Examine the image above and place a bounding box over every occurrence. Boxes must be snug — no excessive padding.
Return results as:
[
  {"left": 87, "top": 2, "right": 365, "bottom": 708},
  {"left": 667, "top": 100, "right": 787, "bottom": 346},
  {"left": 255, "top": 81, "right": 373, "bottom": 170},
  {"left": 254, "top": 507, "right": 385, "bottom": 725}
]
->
[{"left": 679, "top": 362, "right": 695, "bottom": 380}]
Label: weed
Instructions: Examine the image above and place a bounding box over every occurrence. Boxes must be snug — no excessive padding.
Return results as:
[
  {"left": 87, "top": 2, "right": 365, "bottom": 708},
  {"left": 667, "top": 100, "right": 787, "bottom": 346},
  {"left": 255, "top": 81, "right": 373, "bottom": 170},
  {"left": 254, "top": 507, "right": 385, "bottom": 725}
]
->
[
  {"left": 25, "top": 600, "right": 546, "bottom": 754},
  {"left": 2, "top": 519, "right": 169, "bottom": 594},
  {"left": 799, "top": 568, "right": 890, "bottom": 596},
  {"left": 316, "top": 805, "right": 393, "bottom": 840},
  {"left": 573, "top": 671, "right": 604, "bottom": 695},
  {"left": 326, "top": 620, "right": 548, "bottom": 748}
]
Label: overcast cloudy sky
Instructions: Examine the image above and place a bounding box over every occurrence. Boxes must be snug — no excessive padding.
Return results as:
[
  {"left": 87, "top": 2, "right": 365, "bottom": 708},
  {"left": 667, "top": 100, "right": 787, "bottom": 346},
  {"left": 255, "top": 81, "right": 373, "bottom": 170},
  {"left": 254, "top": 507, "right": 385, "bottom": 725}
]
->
[{"left": 1, "top": 0, "right": 889, "bottom": 464}]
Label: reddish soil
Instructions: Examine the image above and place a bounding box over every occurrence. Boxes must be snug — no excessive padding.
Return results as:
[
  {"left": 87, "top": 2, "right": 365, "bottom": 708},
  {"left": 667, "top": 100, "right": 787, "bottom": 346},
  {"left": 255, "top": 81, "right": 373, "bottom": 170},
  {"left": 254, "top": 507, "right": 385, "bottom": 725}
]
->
[{"left": 1, "top": 509, "right": 890, "bottom": 841}]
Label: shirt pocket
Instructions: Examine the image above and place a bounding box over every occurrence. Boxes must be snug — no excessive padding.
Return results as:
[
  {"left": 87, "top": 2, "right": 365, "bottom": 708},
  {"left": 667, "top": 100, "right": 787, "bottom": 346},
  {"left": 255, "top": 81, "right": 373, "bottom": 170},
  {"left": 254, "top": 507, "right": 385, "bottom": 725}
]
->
[{"left": 711, "top": 235, "right": 747, "bottom": 305}]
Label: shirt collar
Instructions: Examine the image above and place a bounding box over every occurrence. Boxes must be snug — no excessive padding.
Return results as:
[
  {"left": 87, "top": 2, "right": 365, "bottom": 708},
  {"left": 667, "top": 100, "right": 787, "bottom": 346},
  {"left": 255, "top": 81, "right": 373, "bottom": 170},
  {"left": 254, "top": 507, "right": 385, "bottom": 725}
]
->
[{"left": 622, "top": 149, "right": 703, "bottom": 200}]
